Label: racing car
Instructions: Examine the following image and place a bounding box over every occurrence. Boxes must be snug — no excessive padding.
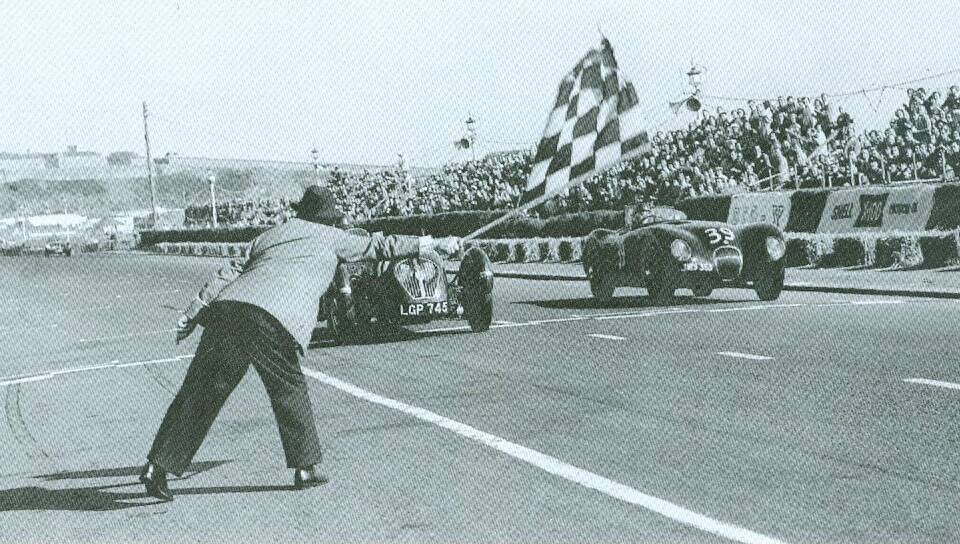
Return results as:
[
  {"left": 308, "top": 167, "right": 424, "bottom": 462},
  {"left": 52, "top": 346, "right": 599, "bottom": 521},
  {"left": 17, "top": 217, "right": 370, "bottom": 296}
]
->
[
  {"left": 319, "top": 228, "right": 495, "bottom": 344},
  {"left": 582, "top": 206, "right": 786, "bottom": 305}
]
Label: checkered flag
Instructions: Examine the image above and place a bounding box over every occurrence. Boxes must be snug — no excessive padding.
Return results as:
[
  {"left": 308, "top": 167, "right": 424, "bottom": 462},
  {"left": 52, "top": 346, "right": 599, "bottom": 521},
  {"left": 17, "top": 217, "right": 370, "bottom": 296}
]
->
[{"left": 522, "top": 38, "right": 650, "bottom": 204}]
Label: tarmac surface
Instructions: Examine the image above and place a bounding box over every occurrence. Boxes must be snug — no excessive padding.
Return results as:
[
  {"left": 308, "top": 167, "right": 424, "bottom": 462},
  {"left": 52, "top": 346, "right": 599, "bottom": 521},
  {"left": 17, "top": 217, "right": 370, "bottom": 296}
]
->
[{"left": 1, "top": 253, "right": 960, "bottom": 543}]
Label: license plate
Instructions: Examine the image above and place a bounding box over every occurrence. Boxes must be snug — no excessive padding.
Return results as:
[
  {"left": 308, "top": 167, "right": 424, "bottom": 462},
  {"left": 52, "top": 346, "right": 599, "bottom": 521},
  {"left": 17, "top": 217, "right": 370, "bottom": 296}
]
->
[
  {"left": 683, "top": 262, "right": 714, "bottom": 272},
  {"left": 399, "top": 301, "right": 452, "bottom": 316}
]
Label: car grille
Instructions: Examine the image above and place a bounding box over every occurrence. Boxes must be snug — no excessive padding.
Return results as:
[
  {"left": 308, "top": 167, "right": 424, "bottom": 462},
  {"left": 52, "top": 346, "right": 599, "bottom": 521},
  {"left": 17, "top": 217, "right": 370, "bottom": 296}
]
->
[
  {"left": 394, "top": 259, "right": 442, "bottom": 299},
  {"left": 713, "top": 246, "right": 743, "bottom": 280}
]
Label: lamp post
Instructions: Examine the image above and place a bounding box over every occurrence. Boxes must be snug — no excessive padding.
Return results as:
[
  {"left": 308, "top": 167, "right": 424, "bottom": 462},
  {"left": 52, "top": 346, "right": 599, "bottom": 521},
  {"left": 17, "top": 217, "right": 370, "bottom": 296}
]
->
[
  {"left": 207, "top": 174, "right": 218, "bottom": 228},
  {"left": 687, "top": 64, "right": 704, "bottom": 92},
  {"left": 465, "top": 116, "right": 477, "bottom": 161},
  {"left": 685, "top": 64, "right": 705, "bottom": 114},
  {"left": 311, "top": 147, "right": 320, "bottom": 186}
]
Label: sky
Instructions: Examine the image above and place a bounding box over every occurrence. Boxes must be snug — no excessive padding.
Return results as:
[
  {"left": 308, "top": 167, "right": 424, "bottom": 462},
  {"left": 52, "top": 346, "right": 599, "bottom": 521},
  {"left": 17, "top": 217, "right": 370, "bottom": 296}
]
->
[{"left": 1, "top": 1, "right": 959, "bottom": 167}]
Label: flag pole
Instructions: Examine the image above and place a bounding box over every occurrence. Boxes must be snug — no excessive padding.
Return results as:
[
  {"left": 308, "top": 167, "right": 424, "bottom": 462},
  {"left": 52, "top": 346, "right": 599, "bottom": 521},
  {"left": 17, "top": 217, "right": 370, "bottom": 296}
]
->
[{"left": 463, "top": 189, "right": 560, "bottom": 241}]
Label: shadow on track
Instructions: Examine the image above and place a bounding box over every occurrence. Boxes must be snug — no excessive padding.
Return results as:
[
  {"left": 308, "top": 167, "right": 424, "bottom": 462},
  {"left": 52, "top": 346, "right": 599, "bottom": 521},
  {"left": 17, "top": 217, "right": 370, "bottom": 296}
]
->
[
  {"left": 517, "top": 294, "right": 754, "bottom": 311},
  {"left": 0, "top": 485, "right": 149, "bottom": 511},
  {"left": 0, "top": 483, "right": 297, "bottom": 512},
  {"left": 307, "top": 322, "right": 472, "bottom": 350},
  {"left": 34, "top": 459, "right": 230, "bottom": 482},
  {"left": 2, "top": 460, "right": 301, "bottom": 512}
]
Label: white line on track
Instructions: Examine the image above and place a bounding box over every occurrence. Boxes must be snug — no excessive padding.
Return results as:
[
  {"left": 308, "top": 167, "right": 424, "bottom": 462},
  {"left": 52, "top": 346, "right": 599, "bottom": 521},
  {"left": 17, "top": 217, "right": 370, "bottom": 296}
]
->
[
  {"left": 0, "top": 374, "right": 53, "bottom": 386},
  {"left": 420, "top": 299, "right": 913, "bottom": 335},
  {"left": 301, "top": 367, "right": 786, "bottom": 544},
  {"left": 594, "top": 308, "right": 699, "bottom": 321},
  {"left": 904, "top": 378, "right": 960, "bottom": 391},
  {"left": 114, "top": 355, "right": 193, "bottom": 368},
  {"left": 717, "top": 351, "right": 773, "bottom": 361},
  {"left": 526, "top": 317, "right": 587, "bottom": 325},
  {"left": 79, "top": 329, "right": 178, "bottom": 344},
  {"left": 0, "top": 355, "right": 193, "bottom": 386},
  {"left": 587, "top": 333, "right": 626, "bottom": 341}
]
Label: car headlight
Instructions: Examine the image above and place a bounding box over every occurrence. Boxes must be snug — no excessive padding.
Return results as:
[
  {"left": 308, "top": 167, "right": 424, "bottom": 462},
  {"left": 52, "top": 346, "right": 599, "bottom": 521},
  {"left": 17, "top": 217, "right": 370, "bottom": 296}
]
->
[
  {"left": 765, "top": 236, "right": 785, "bottom": 261},
  {"left": 670, "top": 239, "right": 692, "bottom": 262}
]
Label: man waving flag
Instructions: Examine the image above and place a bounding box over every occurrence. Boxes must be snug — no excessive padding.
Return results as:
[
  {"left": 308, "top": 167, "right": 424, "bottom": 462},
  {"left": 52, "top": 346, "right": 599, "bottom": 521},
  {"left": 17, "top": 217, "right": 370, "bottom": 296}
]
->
[
  {"left": 522, "top": 38, "right": 650, "bottom": 204},
  {"left": 465, "top": 38, "right": 649, "bottom": 240}
]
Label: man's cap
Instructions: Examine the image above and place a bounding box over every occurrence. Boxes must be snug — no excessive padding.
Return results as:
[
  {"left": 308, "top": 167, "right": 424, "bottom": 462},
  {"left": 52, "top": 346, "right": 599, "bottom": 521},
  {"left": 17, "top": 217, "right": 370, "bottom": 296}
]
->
[{"left": 291, "top": 185, "right": 345, "bottom": 224}]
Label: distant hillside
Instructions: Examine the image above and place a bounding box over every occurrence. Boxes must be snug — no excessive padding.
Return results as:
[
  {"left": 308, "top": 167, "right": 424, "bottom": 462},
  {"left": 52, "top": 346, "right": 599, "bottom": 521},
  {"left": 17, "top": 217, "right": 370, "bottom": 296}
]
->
[{"left": 0, "top": 154, "right": 441, "bottom": 217}]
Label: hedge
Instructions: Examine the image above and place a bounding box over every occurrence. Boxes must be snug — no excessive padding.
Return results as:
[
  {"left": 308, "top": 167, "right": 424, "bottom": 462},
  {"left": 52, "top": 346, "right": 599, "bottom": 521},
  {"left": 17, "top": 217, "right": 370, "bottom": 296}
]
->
[
  {"left": 361, "top": 209, "right": 625, "bottom": 238},
  {"left": 140, "top": 209, "right": 627, "bottom": 245},
  {"left": 918, "top": 232, "right": 960, "bottom": 268},
  {"left": 140, "top": 226, "right": 269, "bottom": 246},
  {"left": 150, "top": 230, "right": 960, "bottom": 270}
]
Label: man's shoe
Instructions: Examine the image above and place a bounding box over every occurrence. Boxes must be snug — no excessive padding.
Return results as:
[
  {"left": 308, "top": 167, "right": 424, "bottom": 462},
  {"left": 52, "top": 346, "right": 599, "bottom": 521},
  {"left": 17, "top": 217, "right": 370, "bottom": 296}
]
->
[
  {"left": 140, "top": 462, "right": 173, "bottom": 501},
  {"left": 294, "top": 466, "right": 328, "bottom": 490}
]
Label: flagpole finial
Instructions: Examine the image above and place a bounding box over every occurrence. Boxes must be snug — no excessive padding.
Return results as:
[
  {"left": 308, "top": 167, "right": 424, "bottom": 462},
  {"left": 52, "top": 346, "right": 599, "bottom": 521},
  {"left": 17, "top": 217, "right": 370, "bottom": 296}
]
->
[{"left": 596, "top": 23, "right": 609, "bottom": 45}]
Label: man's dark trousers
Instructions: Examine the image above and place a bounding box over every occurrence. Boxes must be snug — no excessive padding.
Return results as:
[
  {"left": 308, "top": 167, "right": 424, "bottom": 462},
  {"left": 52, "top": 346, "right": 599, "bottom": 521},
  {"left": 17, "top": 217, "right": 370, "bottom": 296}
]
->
[{"left": 148, "top": 301, "right": 322, "bottom": 476}]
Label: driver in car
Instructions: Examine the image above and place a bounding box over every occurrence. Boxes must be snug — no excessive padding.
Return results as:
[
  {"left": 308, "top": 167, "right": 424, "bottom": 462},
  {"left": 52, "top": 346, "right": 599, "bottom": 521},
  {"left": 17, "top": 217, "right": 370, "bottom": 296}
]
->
[{"left": 139, "top": 185, "right": 461, "bottom": 501}]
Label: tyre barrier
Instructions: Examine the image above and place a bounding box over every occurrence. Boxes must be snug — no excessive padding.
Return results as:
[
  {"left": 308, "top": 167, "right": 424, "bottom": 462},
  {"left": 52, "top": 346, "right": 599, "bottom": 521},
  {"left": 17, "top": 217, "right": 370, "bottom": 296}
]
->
[{"left": 149, "top": 230, "right": 960, "bottom": 270}]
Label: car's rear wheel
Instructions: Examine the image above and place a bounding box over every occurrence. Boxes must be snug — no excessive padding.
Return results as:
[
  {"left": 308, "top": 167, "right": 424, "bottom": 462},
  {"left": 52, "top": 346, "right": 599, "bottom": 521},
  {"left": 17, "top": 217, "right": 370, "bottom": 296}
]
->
[
  {"left": 588, "top": 268, "right": 617, "bottom": 302},
  {"left": 465, "top": 292, "right": 493, "bottom": 332},
  {"left": 754, "top": 264, "right": 785, "bottom": 301}
]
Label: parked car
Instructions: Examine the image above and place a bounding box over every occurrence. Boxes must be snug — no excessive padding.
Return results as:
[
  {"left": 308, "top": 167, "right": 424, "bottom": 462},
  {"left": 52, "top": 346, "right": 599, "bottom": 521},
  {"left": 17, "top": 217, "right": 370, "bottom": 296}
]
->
[
  {"left": 44, "top": 238, "right": 74, "bottom": 257},
  {"left": 318, "top": 228, "right": 495, "bottom": 344},
  {"left": 582, "top": 207, "right": 786, "bottom": 304}
]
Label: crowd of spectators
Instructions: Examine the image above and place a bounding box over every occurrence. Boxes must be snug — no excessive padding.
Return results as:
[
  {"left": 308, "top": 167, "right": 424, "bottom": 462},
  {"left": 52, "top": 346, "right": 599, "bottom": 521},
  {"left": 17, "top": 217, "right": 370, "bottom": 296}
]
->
[
  {"left": 183, "top": 197, "right": 294, "bottom": 228},
  {"left": 183, "top": 86, "right": 960, "bottom": 227},
  {"left": 857, "top": 86, "right": 960, "bottom": 183}
]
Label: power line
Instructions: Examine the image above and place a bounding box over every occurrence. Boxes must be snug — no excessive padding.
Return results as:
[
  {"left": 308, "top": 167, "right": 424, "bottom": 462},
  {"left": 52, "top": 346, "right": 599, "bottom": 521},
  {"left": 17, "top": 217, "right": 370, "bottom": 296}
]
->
[{"left": 702, "top": 65, "right": 960, "bottom": 103}]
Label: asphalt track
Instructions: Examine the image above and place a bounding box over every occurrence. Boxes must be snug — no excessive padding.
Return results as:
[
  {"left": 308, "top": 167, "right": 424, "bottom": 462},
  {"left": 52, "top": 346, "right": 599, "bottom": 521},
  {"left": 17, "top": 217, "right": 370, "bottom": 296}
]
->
[{"left": 1, "top": 254, "right": 959, "bottom": 543}]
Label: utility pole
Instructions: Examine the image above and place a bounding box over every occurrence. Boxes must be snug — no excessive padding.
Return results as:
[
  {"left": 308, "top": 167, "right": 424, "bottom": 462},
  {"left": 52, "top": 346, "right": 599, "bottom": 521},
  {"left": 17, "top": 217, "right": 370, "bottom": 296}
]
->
[
  {"left": 207, "top": 174, "right": 218, "bottom": 228},
  {"left": 143, "top": 102, "right": 158, "bottom": 225}
]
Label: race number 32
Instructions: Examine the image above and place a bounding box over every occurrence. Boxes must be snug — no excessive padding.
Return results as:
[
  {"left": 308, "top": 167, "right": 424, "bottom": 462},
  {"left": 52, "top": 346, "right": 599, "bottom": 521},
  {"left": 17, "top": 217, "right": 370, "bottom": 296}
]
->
[{"left": 705, "top": 227, "right": 735, "bottom": 245}]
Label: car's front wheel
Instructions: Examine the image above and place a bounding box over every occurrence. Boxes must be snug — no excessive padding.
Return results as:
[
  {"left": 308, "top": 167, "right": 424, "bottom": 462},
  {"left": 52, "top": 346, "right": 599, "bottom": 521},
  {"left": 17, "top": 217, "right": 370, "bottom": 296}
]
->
[
  {"left": 326, "top": 297, "right": 357, "bottom": 345},
  {"left": 644, "top": 249, "right": 676, "bottom": 306},
  {"left": 754, "top": 264, "right": 785, "bottom": 301},
  {"left": 588, "top": 268, "right": 617, "bottom": 302}
]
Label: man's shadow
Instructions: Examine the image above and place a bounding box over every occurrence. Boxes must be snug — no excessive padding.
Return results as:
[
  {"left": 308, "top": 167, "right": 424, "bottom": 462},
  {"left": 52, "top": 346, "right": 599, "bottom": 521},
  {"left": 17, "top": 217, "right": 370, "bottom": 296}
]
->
[{"left": 1, "top": 459, "right": 296, "bottom": 512}]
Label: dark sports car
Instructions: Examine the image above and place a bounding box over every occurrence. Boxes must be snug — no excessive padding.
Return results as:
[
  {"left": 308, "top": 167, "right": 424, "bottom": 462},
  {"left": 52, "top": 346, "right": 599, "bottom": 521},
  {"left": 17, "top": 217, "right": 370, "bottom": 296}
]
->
[
  {"left": 582, "top": 207, "right": 786, "bottom": 304},
  {"left": 318, "top": 229, "right": 495, "bottom": 344}
]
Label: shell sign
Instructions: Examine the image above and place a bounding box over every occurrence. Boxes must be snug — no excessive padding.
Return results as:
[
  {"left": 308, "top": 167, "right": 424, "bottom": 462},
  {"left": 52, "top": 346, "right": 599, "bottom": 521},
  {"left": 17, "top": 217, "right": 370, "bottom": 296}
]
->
[{"left": 817, "top": 185, "right": 936, "bottom": 233}]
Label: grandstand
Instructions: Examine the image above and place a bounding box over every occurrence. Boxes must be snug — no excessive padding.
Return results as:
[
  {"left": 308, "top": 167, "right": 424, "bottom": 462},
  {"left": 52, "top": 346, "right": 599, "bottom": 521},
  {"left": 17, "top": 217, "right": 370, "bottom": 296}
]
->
[{"left": 178, "top": 85, "right": 960, "bottom": 228}]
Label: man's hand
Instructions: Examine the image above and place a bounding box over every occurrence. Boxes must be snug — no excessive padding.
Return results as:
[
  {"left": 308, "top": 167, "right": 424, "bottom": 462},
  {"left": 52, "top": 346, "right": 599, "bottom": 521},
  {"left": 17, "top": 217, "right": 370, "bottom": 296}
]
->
[
  {"left": 175, "top": 314, "right": 197, "bottom": 344},
  {"left": 433, "top": 236, "right": 463, "bottom": 256}
]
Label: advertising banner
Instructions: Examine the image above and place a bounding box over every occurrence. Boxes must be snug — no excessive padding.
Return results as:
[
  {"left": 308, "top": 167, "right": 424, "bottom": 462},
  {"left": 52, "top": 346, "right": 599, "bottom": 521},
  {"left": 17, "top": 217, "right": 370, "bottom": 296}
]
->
[
  {"left": 727, "top": 191, "right": 793, "bottom": 231},
  {"left": 817, "top": 185, "right": 935, "bottom": 233}
]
